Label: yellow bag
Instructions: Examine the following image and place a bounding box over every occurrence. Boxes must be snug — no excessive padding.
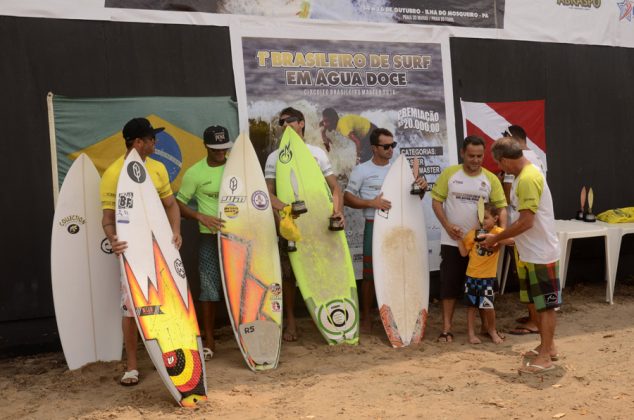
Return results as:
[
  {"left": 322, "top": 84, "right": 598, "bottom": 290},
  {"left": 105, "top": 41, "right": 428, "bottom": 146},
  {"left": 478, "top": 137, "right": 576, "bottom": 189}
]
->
[
  {"left": 279, "top": 205, "right": 301, "bottom": 241},
  {"left": 597, "top": 207, "right": 634, "bottom": 223}
]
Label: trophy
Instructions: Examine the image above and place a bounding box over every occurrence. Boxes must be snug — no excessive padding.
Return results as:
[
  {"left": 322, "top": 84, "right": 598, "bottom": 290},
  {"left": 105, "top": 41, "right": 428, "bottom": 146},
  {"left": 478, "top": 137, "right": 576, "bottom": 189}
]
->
[
  {"left": 576, "top": 186, "right": 586, "bottom": 220},
  {"left": 328, "top": 216, "right": 344, "bottom": 231},
  {"left": 583, "top": 187, "right": 596, "bottom": 222},
  {"left": 474, "top": 197, "right": 487, "bottom": 242},
  {"left": 289, "top": 170, "right": 307, "bottom": 216},
  {"left": 410, "top": 157, "right": 425, "bottom": 195}
]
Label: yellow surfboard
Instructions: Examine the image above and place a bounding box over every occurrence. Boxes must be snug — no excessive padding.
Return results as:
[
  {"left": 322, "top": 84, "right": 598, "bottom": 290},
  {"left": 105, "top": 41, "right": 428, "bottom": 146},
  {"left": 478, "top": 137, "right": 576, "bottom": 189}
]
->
[
  {"left": 218, "top": 134, "right": 282, "bottom": 371},
  {"left": 275, "top": 128, "right": 359, "bottom": 345}
]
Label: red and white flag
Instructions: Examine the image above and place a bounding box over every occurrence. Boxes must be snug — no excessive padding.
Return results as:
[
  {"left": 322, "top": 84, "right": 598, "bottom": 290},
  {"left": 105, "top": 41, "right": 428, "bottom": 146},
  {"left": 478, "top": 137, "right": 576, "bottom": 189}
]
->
[{"left": 460, "top": 99, "right": 546, "bottom": 174}]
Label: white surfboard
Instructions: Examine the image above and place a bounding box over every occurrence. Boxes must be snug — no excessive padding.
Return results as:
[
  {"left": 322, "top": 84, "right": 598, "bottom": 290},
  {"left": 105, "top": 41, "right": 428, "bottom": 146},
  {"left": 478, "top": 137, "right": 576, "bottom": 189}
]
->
[
  {"left": 115, "top": 149, "right": 206, "bottom": 407},
  {"left": 218, "top": 133, "right": 282, "bottom": 372},
  {"left": 51, "top": 153, "right": 122, "bottom": 370},
  {"left": 372, "top": 154, "right": 430, "bottom": 347}
]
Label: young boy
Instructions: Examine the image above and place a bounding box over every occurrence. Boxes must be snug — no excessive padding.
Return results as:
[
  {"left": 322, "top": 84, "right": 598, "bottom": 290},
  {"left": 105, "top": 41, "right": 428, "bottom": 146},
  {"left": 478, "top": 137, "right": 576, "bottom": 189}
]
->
[{"left": 457, "top": 203, "right": 509, "bottom": 344}]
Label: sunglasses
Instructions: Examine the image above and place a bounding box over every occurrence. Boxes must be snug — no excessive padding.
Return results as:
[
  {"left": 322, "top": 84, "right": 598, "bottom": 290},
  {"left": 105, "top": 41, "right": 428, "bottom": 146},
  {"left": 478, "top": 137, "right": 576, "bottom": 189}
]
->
[
  {"left": 278, "top": 116, "right": 299, "bottom": 126},
  {"left": 375, "top": 141, "right": 397, "bottom": 150}
]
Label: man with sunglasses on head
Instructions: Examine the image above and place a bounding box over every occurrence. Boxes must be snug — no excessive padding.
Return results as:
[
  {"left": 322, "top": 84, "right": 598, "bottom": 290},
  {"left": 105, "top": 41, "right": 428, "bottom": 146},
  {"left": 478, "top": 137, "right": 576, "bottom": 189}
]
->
[
  {"left": 431, "top": 136, "right": 507, "bottom": 343},
  {"left": 264, "top": 106, "right": 344, "bottom": 342},
  {"left": 100, "top": 117, "right": 182, "bottom": 386},
  {"left": 176, "top": 125, "right": 233, "bottom": 361},
  {"left": 344, "top": 128, "right": 427, "bottom": 333}
]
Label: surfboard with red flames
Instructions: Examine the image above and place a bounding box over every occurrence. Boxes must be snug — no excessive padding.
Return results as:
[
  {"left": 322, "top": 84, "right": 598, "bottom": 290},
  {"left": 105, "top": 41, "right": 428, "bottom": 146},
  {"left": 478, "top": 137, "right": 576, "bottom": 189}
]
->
[{"left": 115, "top": 149, "right": 206, "bottom": 407}]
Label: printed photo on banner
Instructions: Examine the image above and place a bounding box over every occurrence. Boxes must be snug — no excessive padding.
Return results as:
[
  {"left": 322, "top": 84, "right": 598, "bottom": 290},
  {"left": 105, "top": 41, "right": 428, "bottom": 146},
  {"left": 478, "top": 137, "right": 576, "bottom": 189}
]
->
[
  {"left": 104, "top": 0, "right": 504, "bottom": 28},
  {"left": 242, "top": 37, "right": 449, "bottom": 274}
]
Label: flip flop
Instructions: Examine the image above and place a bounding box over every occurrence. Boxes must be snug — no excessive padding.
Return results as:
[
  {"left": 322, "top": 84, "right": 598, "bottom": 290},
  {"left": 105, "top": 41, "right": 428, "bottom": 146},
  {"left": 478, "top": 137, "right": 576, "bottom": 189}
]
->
[
  {"left": 120, "top": 369, "right": 139, "bottom": 386},
  {"left": 508, "top": 326, "right": 539, "bottom": 335},
  {"left": 519, "top": 362, "right": 556, "bottom": 374},
  {"left": 437, "top": 332, "right": 454, "bottom": 343},
  {"left": 203, "top": 347, "right": 214, "bottom": 361},
  {"left": 522, "top": 349, "right": 560, "bottom": 361}
]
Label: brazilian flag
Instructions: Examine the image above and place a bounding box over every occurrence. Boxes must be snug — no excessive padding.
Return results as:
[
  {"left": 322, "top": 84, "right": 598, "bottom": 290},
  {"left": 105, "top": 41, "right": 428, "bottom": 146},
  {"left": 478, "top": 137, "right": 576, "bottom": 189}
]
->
[{"left": 50, "top": 94, "right": 239, "bottom": 193}]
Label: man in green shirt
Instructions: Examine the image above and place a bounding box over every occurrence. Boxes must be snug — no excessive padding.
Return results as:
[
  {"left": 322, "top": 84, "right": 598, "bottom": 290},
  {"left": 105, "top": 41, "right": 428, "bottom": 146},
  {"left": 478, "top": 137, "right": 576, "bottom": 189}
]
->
[{"left": 177, "top": 125, "right": 232, "bottom": 360}]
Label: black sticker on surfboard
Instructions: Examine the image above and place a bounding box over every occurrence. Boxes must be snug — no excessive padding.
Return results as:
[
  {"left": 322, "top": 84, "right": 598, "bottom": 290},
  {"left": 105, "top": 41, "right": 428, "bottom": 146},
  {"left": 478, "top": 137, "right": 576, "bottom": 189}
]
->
[
  {"left": 278, "top": 143, "right": 292, "bottom": 164},
  {"left": 67, "top": 224, "right": 80, "bottom": 234},
  {"left": 127, "top": 161, "right": 146, "bottom": 183},
  {"left": 118, "top": 192, "right": 134, "bottom": 209},
  {"left": 101, "top": 237, "right": 114, "bottom": 254},
  {"left": 174, "top": 259, "right": 186, "bottom": 278}
]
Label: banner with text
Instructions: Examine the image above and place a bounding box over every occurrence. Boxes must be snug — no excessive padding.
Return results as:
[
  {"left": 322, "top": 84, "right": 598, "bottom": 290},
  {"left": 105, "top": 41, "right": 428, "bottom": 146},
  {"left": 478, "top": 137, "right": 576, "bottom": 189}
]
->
[
  {"left": 242, "top": 38, "right": 449, "bottom": 273},
  {"left": 105, "top": 0, "right": 504, "bottom": 28}
]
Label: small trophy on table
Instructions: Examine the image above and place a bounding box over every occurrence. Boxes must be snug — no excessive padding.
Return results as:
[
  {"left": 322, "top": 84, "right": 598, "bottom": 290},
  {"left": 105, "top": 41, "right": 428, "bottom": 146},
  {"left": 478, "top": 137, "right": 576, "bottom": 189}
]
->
[
  {"left": 583, "top": 187, "right": 596, "bottom": 223},
  {"left": 475, "top": 197, "right": 487, "bottom": 242},
  {"left": 576, "top": 186, "right": 586, "bottom": 220},
  {"left": 410, "top": 157, "right": 425, "bottom": 195}
]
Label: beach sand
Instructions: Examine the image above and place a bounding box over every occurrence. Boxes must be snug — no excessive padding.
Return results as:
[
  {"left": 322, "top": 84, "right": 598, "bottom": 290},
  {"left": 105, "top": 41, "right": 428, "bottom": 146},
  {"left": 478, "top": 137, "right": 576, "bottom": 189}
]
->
[{"left": 2, "top": 281, "right": 634, "bottom": 419}]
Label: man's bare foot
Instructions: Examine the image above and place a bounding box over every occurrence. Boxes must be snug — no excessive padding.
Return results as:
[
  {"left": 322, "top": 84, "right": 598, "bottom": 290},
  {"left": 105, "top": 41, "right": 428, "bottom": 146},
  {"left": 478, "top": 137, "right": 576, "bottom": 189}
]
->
[
  {"left": 487, "top": 329, "right": 504, "bottom": 344},
  {"left": 468, "top": 335, "right": 482, "bottom": 344},
  {"left": 283, "top": 327, "right": 298, "bottom": 342},
  {"left": 205, "top": 338, "right": 216, "bottom": 352}
]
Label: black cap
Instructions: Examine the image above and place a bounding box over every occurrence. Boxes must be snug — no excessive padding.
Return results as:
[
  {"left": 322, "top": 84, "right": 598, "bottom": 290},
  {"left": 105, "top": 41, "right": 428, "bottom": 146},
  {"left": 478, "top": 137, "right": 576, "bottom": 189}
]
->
[
  {"left": 203, "top": 125, "right": 232, "bottom": 149},
  {"left": 122, "top": 117, "right": 164, "bottom": 141}
]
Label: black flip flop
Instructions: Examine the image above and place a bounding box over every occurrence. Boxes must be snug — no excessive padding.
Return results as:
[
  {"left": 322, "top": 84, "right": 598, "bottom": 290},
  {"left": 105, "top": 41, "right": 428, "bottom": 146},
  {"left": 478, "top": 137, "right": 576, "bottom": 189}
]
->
[
  {"left": 437, "top": 332, "right": 454, "bottom": 342},
  {"left": 508, "top": 326, "right": 539, "bottom": 335}
]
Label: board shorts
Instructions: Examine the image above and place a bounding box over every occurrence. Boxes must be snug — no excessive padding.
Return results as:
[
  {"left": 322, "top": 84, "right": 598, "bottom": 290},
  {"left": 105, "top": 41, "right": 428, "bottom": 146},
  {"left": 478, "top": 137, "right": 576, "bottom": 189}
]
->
[
  {"left": 516, "top": 255, "right": 562, "bottom": 312},
  {"left": 199, "top": 233, "right": 222, "bottom": 302},
  {"left": 120, "top": 275, "right": 134, "bottom": 318},
  {"left": 439, "top": 245, "right": 469, "bottom": 299},
  {"left": 464, "top": 276, "right": 496, "bottom": 309},
  {"left": 278, "top": 237, "right": 296, "bottom": 284},
  {"left": 362, "top": 219, "right": 374, "bottom": 281}
]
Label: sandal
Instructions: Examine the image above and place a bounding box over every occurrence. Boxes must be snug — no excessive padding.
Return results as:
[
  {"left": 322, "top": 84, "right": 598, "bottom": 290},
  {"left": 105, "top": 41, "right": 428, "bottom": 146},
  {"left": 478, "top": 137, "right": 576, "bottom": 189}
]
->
[
  {"left": 522, "top": 348, "right": 559, "bottom": 361},
  {"left": 203, "top": 347, "right": 214, "bottom": 361},
  {"left": 437, "top": 332, "right": 454, "bottom": 343},
  {"left": 120, "top": 369, "right": 139, "bottom": 386}
]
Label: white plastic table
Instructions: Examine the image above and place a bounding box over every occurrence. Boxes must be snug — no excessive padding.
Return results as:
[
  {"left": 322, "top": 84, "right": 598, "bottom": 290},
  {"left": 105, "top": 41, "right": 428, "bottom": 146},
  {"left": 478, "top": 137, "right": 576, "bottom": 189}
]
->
[
  {"left": 596, "top": 221, "right": 634, "bottom": 303},
  {"left": 555, "top": 220, "right": 614, "bottom": 303}
]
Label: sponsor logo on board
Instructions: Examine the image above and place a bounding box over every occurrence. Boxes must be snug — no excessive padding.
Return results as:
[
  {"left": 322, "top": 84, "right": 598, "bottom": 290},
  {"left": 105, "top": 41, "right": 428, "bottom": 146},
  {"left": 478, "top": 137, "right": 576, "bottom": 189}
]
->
[
  {"left": 251, "top": 190, "right": 269, "bottom": 210},
  {"left": 221, "top": 195, "right": 246, "bottom": 203},
  {"left": 67, "top": 224, "right": 80, "bottom": 234},
  {"left": 224, "top": 204, "right": 240, "bottom": 218},
  {"left": 127, "top": 161, "right": 146, "bottom": 183},
  {"left": 118, "top": 192, "right": 134, "bottom": 209},
  {"left": 229, "top": 177, "right": 239, "bottom": 193},
  {"left": 272, "top": 301, "right": 281, "bottom": 312},
  {"left": 101, "top": 238, "right": 114, "bottom": 254},
  {"left": 279, "top": 143, "right": 292, "bottom": 164},
  {"left": 270, "top": 283, "right": 282, "bottom": 296},
  {"left": 59, "top": 214, "right": 86, "bottom": 229},
  {"left": 174, "top": 259, "right": 186, "bottom": 278},
  {"left": 116, "top": 209, "right": 130, "bottom": 224},
  {"left": 136, "top": 305, "right": 164, "bottom": 316}
]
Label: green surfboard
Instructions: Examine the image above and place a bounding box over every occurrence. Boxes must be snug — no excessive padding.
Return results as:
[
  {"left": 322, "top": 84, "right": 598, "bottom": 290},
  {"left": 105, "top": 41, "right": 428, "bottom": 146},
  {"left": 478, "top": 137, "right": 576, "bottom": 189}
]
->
[{"left": 275, "top": 128, "right": 359, "bottom": 345}]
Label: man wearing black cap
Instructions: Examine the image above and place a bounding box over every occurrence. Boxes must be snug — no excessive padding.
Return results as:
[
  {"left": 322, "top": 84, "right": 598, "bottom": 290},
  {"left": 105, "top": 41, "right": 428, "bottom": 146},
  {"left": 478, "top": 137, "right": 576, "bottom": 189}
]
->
[
  {"left": 176, "top": 125, "right": 232, "bottom": 360},
  {"left": 100, "top": 117, "right": 182, "bottom": 386}
]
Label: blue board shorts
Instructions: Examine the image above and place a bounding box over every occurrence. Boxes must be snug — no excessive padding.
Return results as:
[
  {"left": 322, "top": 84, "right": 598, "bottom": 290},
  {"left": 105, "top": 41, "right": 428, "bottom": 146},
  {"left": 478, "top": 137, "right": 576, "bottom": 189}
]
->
[
  {"left": 199, "top": 233, "right": 223, "bottom": 302},
  {"left": 464, "top": 276, "right": 496, "bottom": 309}
]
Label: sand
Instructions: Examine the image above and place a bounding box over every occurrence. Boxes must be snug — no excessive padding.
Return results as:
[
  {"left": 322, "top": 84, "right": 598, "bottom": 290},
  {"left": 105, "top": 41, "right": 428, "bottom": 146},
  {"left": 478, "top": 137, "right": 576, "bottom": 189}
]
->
[{"left": 2, "top": 281, "right": 634, "bottom": 419}]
